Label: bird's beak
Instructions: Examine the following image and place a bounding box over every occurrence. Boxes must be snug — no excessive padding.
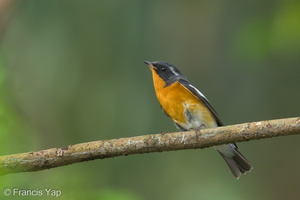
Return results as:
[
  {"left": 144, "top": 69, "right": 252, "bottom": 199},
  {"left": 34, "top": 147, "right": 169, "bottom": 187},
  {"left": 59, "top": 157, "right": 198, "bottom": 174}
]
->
[{"left": 144, "top": 61, "right": 156, "bottom": 69}]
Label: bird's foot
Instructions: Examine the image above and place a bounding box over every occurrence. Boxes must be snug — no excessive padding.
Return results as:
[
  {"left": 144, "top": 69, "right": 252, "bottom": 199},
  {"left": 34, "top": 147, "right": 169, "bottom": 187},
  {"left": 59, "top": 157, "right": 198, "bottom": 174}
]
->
[
  {"left": 190, "top": 124, "right": 206, "bottom": 140},
  {"left": 190, "top": 124, "right": 206, "bottom": 132}
]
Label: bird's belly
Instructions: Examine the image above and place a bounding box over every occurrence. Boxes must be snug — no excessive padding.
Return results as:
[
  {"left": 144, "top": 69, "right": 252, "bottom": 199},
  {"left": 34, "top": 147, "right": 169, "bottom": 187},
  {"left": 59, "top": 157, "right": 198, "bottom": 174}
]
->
[{"left": 175, "top": 102, "right": 218, "bottom": 130}]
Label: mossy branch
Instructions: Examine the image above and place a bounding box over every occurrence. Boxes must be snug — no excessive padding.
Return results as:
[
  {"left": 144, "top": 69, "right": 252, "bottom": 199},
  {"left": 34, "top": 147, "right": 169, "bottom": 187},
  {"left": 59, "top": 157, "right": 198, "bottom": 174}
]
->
[{"left": 0, "top": 117, "right": 299, "bottom": 176}]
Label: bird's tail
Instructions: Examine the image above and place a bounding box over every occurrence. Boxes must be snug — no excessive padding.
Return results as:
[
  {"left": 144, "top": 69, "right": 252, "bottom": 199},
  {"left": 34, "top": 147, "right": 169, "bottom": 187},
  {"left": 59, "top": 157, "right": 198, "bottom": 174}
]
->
[{"left": 216, "top": 144, "right": 253, "bottom": 179}]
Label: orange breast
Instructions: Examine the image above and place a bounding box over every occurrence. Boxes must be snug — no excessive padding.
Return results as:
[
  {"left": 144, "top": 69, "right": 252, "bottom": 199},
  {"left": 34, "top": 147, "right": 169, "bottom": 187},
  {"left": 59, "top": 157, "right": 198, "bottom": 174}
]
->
[{"left": 150, "top": 68, "right": 216, "bottom": 128}]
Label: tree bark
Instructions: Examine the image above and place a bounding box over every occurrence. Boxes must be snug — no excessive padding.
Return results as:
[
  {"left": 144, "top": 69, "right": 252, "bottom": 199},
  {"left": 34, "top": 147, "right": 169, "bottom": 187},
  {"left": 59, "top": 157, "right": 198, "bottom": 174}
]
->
[{"left": 0, "top": 117, "right": 299, "bottom": 176}]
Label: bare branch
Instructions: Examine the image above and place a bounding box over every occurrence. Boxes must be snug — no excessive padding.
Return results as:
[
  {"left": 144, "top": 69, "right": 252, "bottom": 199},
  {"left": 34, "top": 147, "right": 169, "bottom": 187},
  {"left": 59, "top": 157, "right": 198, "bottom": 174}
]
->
[{"left": 0, "top": 117, "right": 299, "bottom": 176}]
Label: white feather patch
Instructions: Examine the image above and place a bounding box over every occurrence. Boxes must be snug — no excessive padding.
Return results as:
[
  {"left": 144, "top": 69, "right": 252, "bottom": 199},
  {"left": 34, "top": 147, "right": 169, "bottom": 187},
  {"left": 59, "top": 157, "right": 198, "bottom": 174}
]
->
[
  {"left": 188, "top": 83, "right": 208, "bottom": 101},
  {"left": 169, "top": 67, "right": 179, "bottom": 76}
]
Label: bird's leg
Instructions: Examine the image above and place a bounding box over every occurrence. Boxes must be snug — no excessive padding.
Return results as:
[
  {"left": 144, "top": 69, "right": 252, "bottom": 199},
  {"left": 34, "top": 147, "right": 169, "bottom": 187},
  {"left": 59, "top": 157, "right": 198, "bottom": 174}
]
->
[
  {"left": 190, "top": 123, "right": 207, "bottom": 132},
  {"left": 197, "top": 123, "right": 207, "bottom": 130},
  {"left": 190, "top": 124, "right": 206, "bottom": 140}
]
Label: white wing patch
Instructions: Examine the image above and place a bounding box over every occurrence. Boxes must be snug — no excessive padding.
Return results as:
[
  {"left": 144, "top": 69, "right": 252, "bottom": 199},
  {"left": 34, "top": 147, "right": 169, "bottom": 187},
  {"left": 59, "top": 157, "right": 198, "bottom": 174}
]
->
[{"left": 187, "top": 84, "right": 209, "bottom": 101}]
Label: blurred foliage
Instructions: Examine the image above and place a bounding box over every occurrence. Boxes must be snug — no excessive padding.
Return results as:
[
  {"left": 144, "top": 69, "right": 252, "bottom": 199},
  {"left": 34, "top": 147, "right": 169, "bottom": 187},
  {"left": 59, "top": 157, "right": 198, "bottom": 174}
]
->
[{"left": 0, "top": 0, "right": 299, "bottom": 200}]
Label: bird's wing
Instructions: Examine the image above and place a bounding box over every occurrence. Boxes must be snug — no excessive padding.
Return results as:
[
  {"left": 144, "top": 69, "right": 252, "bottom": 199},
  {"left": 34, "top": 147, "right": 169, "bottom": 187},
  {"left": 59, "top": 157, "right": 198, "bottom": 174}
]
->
[{"left": 178, "top": 79, "right": 224, "bottom": 126}]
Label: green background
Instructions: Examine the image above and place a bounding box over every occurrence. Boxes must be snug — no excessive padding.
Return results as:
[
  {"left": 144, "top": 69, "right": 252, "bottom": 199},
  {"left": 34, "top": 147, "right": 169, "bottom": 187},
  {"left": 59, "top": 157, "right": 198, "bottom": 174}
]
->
[{"left": 0, "top": 1, "right": 300, "bottom": 199}]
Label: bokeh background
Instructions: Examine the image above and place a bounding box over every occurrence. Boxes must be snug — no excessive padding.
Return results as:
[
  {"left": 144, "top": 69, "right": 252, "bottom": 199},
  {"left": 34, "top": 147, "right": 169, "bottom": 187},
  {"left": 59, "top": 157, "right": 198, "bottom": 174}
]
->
[{"left": 0, "top": 1, "right": 300, "bottom": 200}]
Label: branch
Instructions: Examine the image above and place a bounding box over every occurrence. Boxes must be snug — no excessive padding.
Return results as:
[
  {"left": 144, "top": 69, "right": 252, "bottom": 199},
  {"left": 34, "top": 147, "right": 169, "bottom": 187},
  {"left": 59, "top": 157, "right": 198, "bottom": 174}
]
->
[{"left": 0, "top": 117, "right": 299, "bottom": 176}]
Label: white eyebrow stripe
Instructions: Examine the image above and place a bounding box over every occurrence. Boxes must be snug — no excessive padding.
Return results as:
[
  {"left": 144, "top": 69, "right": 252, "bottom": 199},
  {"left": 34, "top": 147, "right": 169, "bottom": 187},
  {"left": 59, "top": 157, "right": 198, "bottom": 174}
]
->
[
  {"left": 188, "top": 83, "right": 209, "bottom": 101},
  {"left": 170, "top": 67, "right": 179, "bottom": 76}
]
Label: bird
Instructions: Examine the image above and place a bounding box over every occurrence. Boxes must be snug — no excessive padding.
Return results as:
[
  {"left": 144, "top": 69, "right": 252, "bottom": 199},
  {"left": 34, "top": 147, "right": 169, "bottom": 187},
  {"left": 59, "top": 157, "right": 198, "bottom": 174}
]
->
[{"left": 145, "top": 60, "right": 253, "bottom": 178}]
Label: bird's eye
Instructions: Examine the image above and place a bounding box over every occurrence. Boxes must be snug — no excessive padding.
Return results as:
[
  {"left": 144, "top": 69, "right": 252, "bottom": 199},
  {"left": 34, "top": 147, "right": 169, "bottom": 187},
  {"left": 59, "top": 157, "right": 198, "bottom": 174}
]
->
[{"left": 161, "top": 67, "right": 167, "bottom": 72}]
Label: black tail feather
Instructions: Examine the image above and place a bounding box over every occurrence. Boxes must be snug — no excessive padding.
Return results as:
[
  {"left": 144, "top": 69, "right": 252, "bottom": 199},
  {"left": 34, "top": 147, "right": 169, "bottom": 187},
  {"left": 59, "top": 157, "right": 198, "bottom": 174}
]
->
[{"left": 217, "top": 144, "right": 253, "bottom": 179}]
